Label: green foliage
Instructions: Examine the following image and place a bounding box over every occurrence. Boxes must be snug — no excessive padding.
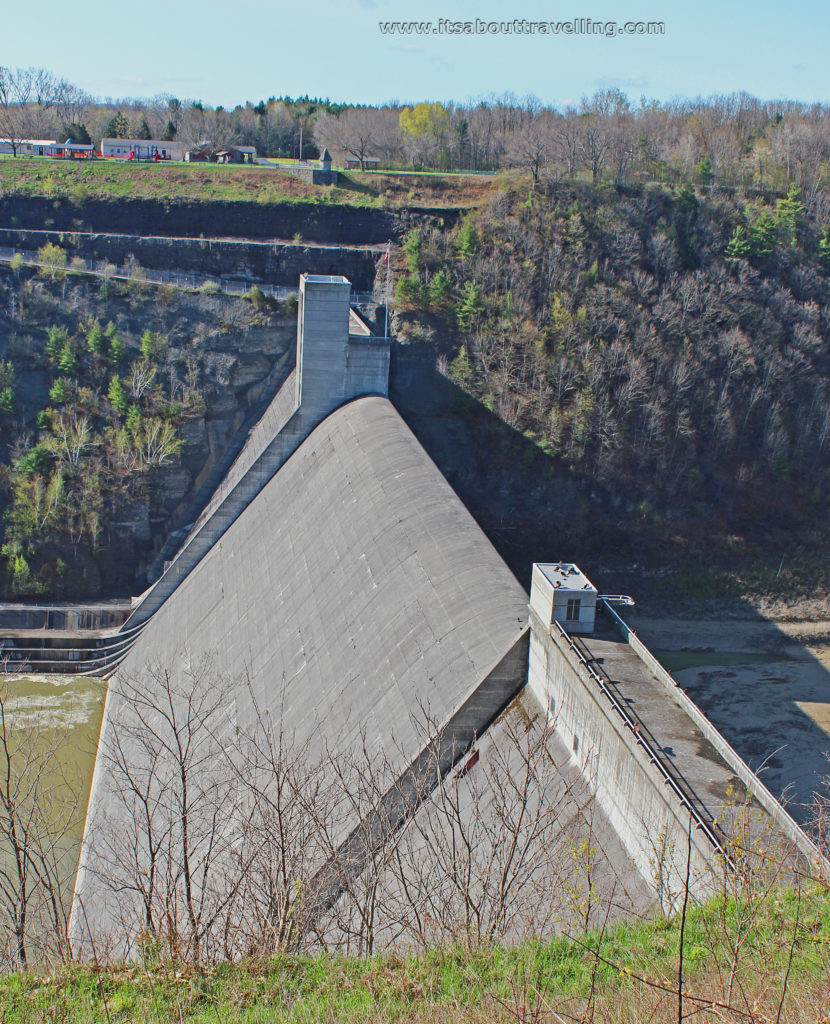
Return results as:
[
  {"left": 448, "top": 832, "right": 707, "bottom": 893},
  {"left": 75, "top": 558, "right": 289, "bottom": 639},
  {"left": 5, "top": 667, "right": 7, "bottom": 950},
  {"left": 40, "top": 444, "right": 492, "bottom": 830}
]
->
[
  {"left": 455, "top": 220, "right": 480, "bottom": 258},
  {"left": 284, "top": 294, "right": 298, "bottom": 316},
  {"left": 62, "top": 122, "right": 91, "bottom": 145},
  {"left": 675, "top": 184, "right": 699, "bottom": 214},
  {"left": 725, "top": 225, "right": 751, "bottom": 263},
  {"left": 448, "top": 344, "right": 475, "bottom": 389},
  {"left": 12, "top": 553, "right": 32, "bottom": 594},
  {"left": 0, "top": 360, "right": 15, "bottom": 392},
  {"left": 403, "top": 229, "right": 423, "bottom": 274},
  {"left": 427, "top": 268, "right": 453, "bottom": 307},
  {"left": 819, "top": 226, "right": 830, "bottom": 267},
  {"left": 108, "top": 375, "right": 128, "bottom": 415},
  {"left": 134, "top": 117, "right": 152, "bottom": 140},
  {"left": 37, "top": 242, "right": 67, "bottom": 279},
  {"left": 161, "top": 120, "right": 177, "bottom": 141},
  {"left": 15, "top": 444, "right": 51, "bottom": 477},
  {"left": 395, "top": 273, "right": 424, "bottom": 307},
  {"left": 45, "top": 325, "right": 66, "bottom": 359},
  {"left": 86, "top": 321, "right": 105, "bottom": 354},
  {"left": 57, "top": 338, "right": 77, "bottom": 375},
  {"left": 0, "top": 387, "right": 15, "bottom": 414},
  {"left": 585, "top": 259, "right": 601, "bottom": 286},
  {"left": 399, "top": 101, "right": 450, "bottom": 143},
  {"left": 49, "top": 377, "right": 72, "bottom": 405},
  {"left": 455, "top": 280, "right": 483, "bottom": 331},
  {"left": 775, "top": 184, "right": 803, "bottom": 246},
  {"left": 108, "top": 332, "right": 124, "bottom": 367},
  {"left": 9, "top": 252, "right": 23, "bottom": 272},
  {"left": 126, "top": 404, "right": 142, "bottom": 435},
  {"left": 36, "top": 410, "right": 51, "bottom": 429},
  {"left": 695, "top": 155, "right": 713, "bottom": 185},
  {"left": 106, "top": 111, "right": 129, "bottom": 138},
  {"left": 748, "top": 209, "right": 778, "bottom": 260}
]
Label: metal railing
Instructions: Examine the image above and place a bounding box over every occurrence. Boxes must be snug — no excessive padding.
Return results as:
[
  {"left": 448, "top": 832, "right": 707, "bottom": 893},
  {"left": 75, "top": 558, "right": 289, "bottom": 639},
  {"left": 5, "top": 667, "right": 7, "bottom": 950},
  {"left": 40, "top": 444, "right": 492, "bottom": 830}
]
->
[
  {"left": 0, "top": 247, "right": 390, "bottom": 313},
  {"left": 600, "top": 598, "right": 828, "bottom": 873},
  {"left": 549, "top": 617, "right": 736, "bottom": 870}
]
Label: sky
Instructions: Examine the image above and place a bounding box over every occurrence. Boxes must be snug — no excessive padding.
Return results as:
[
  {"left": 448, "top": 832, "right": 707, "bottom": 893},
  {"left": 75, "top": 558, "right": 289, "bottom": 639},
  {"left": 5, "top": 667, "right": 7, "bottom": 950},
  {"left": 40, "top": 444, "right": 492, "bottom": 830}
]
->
[{"left": 3, "top": 0, "right": 830, "bottom": 108}]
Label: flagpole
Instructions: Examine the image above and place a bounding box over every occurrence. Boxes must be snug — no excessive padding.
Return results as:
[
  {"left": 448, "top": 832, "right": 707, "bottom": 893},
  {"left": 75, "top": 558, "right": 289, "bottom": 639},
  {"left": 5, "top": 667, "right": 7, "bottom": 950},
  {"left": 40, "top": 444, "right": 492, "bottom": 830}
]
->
[{"left": 384, "top": 240, "right": 391, "bottom": 339}]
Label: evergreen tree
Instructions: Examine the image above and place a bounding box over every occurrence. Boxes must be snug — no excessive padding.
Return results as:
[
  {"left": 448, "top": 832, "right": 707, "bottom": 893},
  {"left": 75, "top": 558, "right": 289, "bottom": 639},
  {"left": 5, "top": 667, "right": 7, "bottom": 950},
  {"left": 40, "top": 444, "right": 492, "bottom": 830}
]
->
[
  {"left": 62, "top": 122, "right": 91, "bottom": 144},
  {"left": 49, "top": 378, "right": 71, "bottom": 404},
  {"left": 58, "top": 339, "right": 77, "bottom": 375},
  {"left": 133, "top": 118, "right": 152, "bottom": 141},
  {"left": 403, "top": 230, "right": 423, "bottom": 274},
  {"left": 109, "top": 333, "right": 124, "bottom": 367},
  {"left": 455, "top": 220, "right": 480, "bottom": 259},
  {"left": 448, "top": 344, "right": 475, "bottom": 388},
  {"left": 775, "top": 184, "right": 804, "bottom": 246},
  {"left": 455, "top": 280, "right": 483, "bottom": 330},
  {"left": 46, "top": 325, "right": 65, "bottom": 359},
  {"left": 428, "top": 269, "right": 453, "bottom": 307},
  {"left": 126, "top": 404, "right": 142, "bottom": 436},
  {"left": 695, "top": 155, "right": 713, "bottom": 185},
  {"left": 725, "top": 225, "right": 751, "bottom": 263},
  {"left": 87, "top": 321, "right": 104, "bottom": 355},
  {"left": 108, "top": 376, "right": 128, "bottom": 415},
  {"left": 749, "top": 210, "right": 778, "bottom": 260},
  {"left": 106, "top": 111, "right": 129, "bottom": 138}
]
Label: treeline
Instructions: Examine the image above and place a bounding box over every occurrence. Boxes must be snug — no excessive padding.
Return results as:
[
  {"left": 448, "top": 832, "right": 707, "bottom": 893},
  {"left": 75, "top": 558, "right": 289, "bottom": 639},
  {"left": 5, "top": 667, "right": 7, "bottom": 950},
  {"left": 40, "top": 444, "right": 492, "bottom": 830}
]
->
[
  {"left": 394, "top": 179, "right": 830, "bottom": 542},
  {"left": 4, "top": 63, "right": 830, "bottom": 192}
]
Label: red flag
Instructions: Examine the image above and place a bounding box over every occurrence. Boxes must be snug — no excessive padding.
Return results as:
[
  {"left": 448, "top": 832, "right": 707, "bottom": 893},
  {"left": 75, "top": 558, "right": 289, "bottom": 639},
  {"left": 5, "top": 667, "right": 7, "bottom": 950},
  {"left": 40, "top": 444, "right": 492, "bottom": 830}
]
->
[{"left": 383, "top": 241, "right": 390, "bottom": 263}]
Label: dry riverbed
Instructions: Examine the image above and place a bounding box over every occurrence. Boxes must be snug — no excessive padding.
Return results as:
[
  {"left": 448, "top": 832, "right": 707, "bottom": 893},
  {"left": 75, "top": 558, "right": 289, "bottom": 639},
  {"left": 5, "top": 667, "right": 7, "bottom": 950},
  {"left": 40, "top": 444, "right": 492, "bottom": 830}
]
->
[{"left": 628, "top": 605, "right": 830, "bottom": 825}]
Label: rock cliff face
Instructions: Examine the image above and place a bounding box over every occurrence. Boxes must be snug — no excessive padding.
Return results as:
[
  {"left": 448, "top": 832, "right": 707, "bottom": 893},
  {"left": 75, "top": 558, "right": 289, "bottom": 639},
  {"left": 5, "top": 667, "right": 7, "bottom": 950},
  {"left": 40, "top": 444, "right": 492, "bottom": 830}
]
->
[
  {"left": 0, "top": 228, "right": 381, "bottom": 291},
  {"left": 0, "top": 266, "right": 299, "bottom": 596},
  {"left": 0, "top": 196, "right": 459, "bottom": 245}
]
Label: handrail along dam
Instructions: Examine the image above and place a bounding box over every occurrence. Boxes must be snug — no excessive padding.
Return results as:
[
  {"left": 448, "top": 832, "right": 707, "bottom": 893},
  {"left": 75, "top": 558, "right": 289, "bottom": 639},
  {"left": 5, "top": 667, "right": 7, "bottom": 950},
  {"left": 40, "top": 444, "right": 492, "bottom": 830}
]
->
[{"left": 57, "top": 275, "right": 823, "bottom": 952}]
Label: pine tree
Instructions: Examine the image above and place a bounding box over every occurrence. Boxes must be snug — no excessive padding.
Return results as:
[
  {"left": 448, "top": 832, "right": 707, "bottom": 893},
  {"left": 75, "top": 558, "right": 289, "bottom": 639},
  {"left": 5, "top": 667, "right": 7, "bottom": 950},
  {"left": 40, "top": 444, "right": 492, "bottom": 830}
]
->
[
  {"left": 455, "top": 220, "right": 480, "bottom": 258},
  {"left": 775, "top": 184, "right": 804, "bottom": 246},
  {"left": 109, "top": 333, "right": 124, "bottom": 367},
  {"left": 725, "top": 225, "right": 751, "bottom": 263},
  {"left": 108, "top": 376, "right": 128, "bottom": 415},
  {"left": 87, "top": 322, "right": 104, "bottom": 355},
  {"left": 106, "top": 111, "right": 129, "bottom": 139},
  {"left": 455, "top": 280, "right": 483, "bottom": 330},
  {"left": 58, "top": 339, "right": 77, "bottom": 375}
]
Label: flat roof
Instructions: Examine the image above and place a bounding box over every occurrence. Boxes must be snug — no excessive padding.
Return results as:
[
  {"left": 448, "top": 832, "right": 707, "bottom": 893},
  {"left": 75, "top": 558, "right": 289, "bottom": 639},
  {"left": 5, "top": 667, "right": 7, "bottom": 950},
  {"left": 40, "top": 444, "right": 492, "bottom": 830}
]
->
[
  {"left": 536, "top": 562, "right": 596, "bottom": 593},
  {"left": 302, "top": 273, "right": 351, "bottom": 285}
]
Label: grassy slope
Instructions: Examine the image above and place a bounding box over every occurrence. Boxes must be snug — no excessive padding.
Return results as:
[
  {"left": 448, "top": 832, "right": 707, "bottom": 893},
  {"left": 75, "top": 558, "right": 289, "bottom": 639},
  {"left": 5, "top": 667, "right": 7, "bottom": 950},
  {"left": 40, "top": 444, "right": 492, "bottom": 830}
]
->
[
  {"left": 0, "top": 159, "right": 495, "bottom": 209},
  {"left": 0, "top": 886, "right": 827, "bottom": 1022}
]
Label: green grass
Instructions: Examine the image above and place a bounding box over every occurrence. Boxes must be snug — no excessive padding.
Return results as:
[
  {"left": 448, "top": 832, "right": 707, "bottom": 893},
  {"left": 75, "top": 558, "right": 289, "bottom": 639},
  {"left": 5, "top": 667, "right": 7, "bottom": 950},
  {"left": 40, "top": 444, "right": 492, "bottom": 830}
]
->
[
  {"left": 0, "top": 885, "right": 827, "bottom": 1022},
  {"left": 0, "top": 159, "right": 382, "bottom": 208}
]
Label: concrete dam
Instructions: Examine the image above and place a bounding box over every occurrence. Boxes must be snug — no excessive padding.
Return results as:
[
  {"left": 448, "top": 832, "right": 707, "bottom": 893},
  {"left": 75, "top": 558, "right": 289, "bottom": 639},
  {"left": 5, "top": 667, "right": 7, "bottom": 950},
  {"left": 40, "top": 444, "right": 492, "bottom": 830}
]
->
[{"left": 66, "top": 275, "right": 822, "bottom": 955}]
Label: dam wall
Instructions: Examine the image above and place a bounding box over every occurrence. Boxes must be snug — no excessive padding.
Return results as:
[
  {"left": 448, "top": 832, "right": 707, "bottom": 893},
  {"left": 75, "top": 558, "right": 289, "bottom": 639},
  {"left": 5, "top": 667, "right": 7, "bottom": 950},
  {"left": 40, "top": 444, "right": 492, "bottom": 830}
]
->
[
  {"left": 527, "top": 610, "right": 721, "bottom": 903},
  {"left": 123, "top": 275, "right": 390, "bottom": 628}
]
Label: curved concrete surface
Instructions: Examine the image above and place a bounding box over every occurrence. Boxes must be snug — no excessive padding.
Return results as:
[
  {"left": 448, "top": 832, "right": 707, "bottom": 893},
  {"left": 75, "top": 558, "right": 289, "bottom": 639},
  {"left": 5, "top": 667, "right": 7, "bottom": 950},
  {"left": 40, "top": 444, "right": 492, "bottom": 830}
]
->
[{"left": 72, "top": 397, "right": 530, "bottom": 952}]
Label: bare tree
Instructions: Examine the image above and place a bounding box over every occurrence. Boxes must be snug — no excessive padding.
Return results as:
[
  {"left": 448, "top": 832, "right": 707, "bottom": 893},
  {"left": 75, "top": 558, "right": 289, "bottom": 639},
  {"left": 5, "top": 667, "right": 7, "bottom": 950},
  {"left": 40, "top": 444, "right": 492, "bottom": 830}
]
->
[
  {"left": 0, "top": 67, "right": 73, "bottom": 154},
  {"left": 0, "top": 684, "right": 80, "bottom": 968},
  {"left": 314, "top": 108, "right": 389, "bottom": 170}
]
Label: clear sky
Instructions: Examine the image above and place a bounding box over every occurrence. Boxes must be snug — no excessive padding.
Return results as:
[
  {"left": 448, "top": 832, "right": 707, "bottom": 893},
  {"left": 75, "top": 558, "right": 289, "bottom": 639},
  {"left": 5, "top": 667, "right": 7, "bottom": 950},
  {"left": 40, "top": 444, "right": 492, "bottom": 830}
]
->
[{"left": 4, "top": 0, "right": 829, "bottom": 108}]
